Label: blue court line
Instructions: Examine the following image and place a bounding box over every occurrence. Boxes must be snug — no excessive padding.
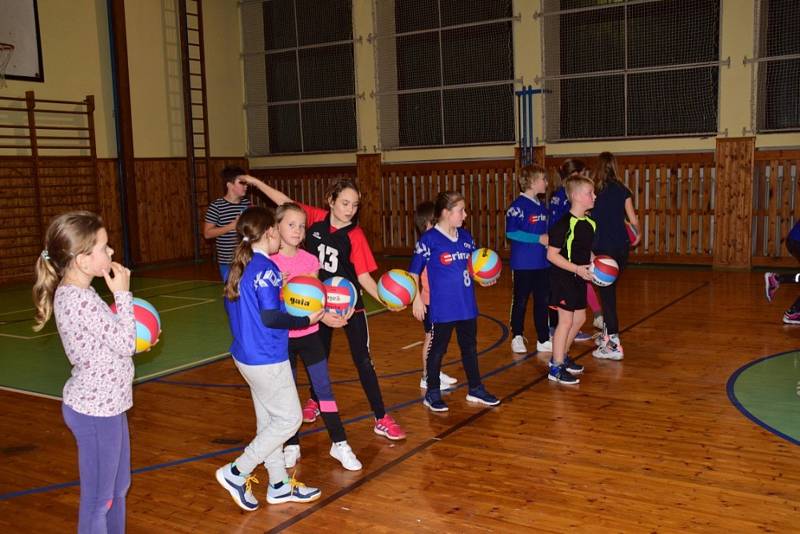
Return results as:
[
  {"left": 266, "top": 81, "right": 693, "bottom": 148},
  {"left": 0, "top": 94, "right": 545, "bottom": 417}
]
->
[
  {"left": 725, "top": 350, "right": 800, "bottom": 447},
  {"left": 151, "top": 312, "right": 507, "bottom": 389},
  {"left": 3, "top": 281, "right": 711, "bottom": 503},
  {"left": 0, "top": 314, "right": 508, "bottom": 502}
]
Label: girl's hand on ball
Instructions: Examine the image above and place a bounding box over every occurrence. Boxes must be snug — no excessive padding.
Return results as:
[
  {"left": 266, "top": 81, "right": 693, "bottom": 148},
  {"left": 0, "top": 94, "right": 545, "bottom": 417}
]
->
[
  {"left": 307, "top": 309, "right": 326, "bottom": 325},
  {"left": 321, "top": 312, "right": 347, "bottom": 328},
  {"left": 575, "top": 265, "right": 593, "bottom": 281}
]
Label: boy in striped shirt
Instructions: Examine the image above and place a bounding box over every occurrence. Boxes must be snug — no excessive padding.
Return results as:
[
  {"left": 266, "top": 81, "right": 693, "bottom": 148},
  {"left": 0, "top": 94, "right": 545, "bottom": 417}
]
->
[{"left": 203, "top": 166, "right": 251, "bottom": 281}]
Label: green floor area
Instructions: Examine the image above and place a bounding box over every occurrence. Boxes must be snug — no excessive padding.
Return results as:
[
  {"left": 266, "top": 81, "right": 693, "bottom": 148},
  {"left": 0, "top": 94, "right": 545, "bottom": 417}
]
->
[
  {"left": 0, "top": 277, "right": 384, "bottom": 398},
  {"left": 730, "top": 351, "right": 800, "bottom": 444}
]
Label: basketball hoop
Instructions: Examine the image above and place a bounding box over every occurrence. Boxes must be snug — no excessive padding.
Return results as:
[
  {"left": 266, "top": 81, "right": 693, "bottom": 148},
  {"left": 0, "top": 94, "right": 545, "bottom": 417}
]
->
[{"left": 0, "top": 43, "right": 15, "bottom": 88}]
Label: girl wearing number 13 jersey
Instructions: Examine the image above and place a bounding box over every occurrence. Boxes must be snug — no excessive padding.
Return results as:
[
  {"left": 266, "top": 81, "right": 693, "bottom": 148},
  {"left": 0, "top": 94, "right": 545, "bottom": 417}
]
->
[{"left": 246, "top": 176, "right": 407, "bottom": 441}]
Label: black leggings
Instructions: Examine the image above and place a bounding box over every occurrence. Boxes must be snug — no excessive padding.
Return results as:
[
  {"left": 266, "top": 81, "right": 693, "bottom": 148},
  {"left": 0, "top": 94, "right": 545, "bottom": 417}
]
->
[
  {"left": 510, "top": 269, "right": 550, "bottom": 343},
  {"left": 426, "top": 318, "right": 482, "bottom": 392},
  {"left": 287, "top": 333, "right": 346, "bottom": 445},
  {"left": 594, "top": 247, "right": 629, "bottom": 335},
  {"left": 316, "top": 310, "right": 386, "bottom": 420}
]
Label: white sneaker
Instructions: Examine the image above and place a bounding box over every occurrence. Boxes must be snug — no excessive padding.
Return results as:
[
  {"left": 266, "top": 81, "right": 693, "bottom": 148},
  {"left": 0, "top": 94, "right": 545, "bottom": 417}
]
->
[
  {"left": 536, "top": 339, "right": 553, "bottom": 352},
  {"left": 593, "top": 314, "right": 604, "bottom": 330},
  {"left": 440, "top": 371, "right": 457, "bottom": 385},
  {"left": 419, "top": 375, "right": 454, "bottom": 390},
  {"left": 330, "top": 441, "right": 362, "bottom": 471},
  {"left": 592, "top": 334, "right": 623, "bottom": 360},
  {"left": 283, "top": 445, "right": 301, "bottom": 468},
  {"left": 511, "top": 335, "right": 528, "bottom": 353}
]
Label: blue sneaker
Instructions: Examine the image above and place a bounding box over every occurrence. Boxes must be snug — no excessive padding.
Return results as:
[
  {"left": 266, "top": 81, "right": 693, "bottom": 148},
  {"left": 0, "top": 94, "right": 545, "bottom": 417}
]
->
[
  {"left": 465, "top": 385, "right": 500, "bottom": 406},
  {"left": 423, "top": 391, "right": 449, "bottom": 412},
  {"left": 574, "top": 331, "right": 593, "bottom": 343},
  {"left": 548, "top": 364, "right": 580, "bottom": 385},
  {"left": 267, "top": 474, "right": 321, "bottom": 504},
  {"left": 549, "top": 355, "right": 584, "bottom": 375},
  {"left": 215, "top": 463, "right": 259, "bottom": 511}
]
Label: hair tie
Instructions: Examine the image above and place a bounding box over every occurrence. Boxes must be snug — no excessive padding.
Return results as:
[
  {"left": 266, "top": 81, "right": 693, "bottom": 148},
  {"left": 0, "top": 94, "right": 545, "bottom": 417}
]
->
[
  {"left": 40, "top": 249, "right": 50, "bottom": 261},
  {"left": 241, "top": 236, "right": 250, "bottom": 243}
]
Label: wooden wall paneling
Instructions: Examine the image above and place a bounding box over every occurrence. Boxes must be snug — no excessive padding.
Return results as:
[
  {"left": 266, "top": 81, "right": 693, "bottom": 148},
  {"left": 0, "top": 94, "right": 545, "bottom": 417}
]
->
[
  {"left": 766, "top": 159, "right": 778, "bottom": 257},
  {"left": 134, "top": 159, "right": 195, "bottom": 264},
  {"left": 647, "top": 164, "right": 656, "bottom": 256},
  {"left": 0, "top": 158, "right": 37, "bottom": 283},
  {"left": 690, "top": 162, "right": 700, "bottom": 255},
  {"left": 679, "top": 164, "right": 689, "bottom": 255},
  {"left": 356, "top": 154, "right": 383, "bottom": 254},
  {"left": 779, "top": 158, "right": 792, "bottom": 257},
  {"left": 96, "top": 159, "right": 122, "bottom": 256},
  {"left": 714, "top": 137, "right": 755, "bottom": 269}
]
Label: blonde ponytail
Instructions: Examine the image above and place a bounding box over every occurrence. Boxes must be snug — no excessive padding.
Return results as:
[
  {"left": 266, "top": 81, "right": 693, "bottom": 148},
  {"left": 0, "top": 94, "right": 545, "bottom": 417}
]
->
[{"left": 32, "top": 211, "right": 103, "bottom": 331}]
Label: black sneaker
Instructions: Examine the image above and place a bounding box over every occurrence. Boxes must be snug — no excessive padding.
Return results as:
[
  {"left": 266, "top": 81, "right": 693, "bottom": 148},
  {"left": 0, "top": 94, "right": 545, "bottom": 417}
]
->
[
  {"left": 563, "top": 356, "right": 584, "bottom": 375},
  {"left": 465, "top": 385, "right": 501, "bottom": 406},
  {"left": 549, "top": 355, "right": 584, "bottom": 375},
  {"left": 548, "top": 364, "right": 580, "bottom": 385},
  {"left": 423, "top": 391, "right": 449, "bottom": 412}
]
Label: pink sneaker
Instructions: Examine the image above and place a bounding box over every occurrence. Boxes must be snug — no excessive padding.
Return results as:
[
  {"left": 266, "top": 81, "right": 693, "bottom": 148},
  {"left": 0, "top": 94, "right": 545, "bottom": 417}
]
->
[
  {"left": 302, "top": 399, "right": 319, "bottom": 424},
  {"left": 373, "top": 414, "right": 406, "bottom": 440}
]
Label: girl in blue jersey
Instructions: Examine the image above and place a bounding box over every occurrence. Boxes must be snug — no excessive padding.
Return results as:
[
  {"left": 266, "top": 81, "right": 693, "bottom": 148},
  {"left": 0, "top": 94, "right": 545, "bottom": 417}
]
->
[
  {"left": 215, "top": 206, "right": 323, "bottom": 512},
  {"left": 507, "top": 164, "right": 552, "bottom": 354},
  {"left": 408, "top": 191, "right": 500, "bottom": 412}
]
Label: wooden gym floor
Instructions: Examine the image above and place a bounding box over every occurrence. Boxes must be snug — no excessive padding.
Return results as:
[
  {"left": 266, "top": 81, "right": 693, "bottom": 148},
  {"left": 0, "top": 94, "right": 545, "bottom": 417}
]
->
[{"left": 0, "top": 260, "right": 798, "bottom": 533}]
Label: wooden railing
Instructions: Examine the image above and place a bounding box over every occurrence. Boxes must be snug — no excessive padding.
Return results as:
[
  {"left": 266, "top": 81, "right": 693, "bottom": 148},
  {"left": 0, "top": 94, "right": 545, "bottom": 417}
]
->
[
  {"left": 546, "top": 154, "right": 717, "bottom": 264},
  {"left": 249, "top": 166, "right": 357, "bottom": 208},
  {"left": 751, "top": 149, "right": 800, "bottom": 266},
  {"left": 380, "top": 160, "right": 516, "bottom": 254}
]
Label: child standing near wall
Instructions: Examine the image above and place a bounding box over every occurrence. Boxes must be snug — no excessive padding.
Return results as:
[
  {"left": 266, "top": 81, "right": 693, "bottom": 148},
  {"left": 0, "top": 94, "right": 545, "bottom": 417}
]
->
[
  {"left": 507, "top": 164, "right": 552, "bottom": 354},
  {"left": 591, "top": 152, "right": 640, "bottom": 360},
  {"left": 216, "top": 207, "right": 322, "bottom": 511},
  {"left": 203, "top": 166, "right": 251, "bottom": 281},
  {"left": 33, "top": 211, "right": 136, "bottom": 533}
]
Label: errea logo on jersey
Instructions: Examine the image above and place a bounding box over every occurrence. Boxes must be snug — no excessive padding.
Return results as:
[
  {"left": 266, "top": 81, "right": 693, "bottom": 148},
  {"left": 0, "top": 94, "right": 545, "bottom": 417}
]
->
[
  {"left": 254, "top": 269, "right": 282, "bottom": 289},
  {"left": 311, "top": 231, "right": 322, "bottom": 239},
  {"left": 528, "top": 214, "right": 546, "bottom": 224},
  {"left": 439, "top": 251, "right": 470, "bottom": 265}
]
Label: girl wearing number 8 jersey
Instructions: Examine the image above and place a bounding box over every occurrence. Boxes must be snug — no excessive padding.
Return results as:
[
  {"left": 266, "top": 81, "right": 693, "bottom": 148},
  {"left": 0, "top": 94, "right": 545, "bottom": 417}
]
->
[
  {"left": 244, "top": 176, "right": 407, "bottom": 441},
  {"left": 408, "top": 191, "right": 500, "bottom": 412}
]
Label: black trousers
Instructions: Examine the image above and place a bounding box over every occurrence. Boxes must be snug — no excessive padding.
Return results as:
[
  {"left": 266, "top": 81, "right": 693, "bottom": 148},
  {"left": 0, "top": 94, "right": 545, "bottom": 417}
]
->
[
  {"left": 594, "top": 247, "right": 629, "bottom": 335},
  {"left": 426, "top": 318, "right": 482, "bottom": 392},
  {"left": 510, "top": 269, "right": 551, "bottom": 343},
  {"left": 316, "top": 310, "right": 386, "bottom": 420}
]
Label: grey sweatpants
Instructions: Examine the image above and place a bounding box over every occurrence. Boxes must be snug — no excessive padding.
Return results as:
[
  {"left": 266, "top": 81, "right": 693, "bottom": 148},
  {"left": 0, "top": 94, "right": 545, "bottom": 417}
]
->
[{"left": 233, "top": 359, "right": 302, "bottom": 484}]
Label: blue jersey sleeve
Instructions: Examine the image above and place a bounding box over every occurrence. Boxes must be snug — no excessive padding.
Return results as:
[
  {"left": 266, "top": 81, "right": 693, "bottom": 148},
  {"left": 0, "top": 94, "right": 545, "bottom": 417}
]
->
[
  {"left": 255, "top": 266, "right": 283, "bottom": 312},
  {"left": 409, "top": 234, "right": 431, "bottom": 275}
]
